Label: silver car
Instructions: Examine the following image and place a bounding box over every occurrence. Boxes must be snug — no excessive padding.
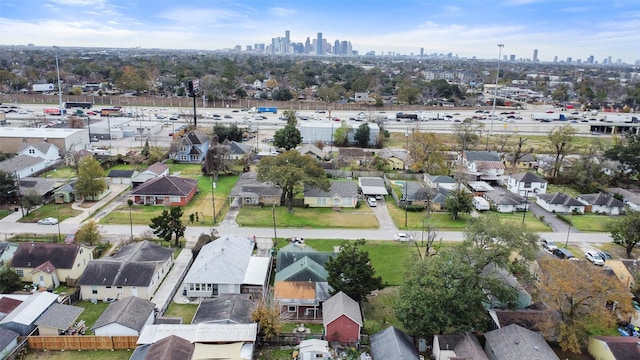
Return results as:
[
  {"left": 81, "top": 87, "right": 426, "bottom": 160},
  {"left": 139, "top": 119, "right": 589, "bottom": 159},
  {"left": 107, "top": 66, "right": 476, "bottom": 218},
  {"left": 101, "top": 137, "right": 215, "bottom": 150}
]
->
[{"left": 37, "top": 217, "right": 59, "bottom": 225}]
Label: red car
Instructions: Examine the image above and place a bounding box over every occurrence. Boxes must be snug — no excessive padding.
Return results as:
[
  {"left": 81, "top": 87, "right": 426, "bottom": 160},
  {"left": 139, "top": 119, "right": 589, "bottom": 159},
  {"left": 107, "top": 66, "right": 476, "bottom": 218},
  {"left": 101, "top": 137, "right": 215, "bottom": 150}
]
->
[{"left": 87, "top": 111, "right": 98, "bottom": 115}]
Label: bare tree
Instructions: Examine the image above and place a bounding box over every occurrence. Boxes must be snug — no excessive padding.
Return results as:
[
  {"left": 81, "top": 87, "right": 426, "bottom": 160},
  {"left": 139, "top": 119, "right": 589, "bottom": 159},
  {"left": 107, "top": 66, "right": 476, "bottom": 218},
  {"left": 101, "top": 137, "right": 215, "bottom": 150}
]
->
[
  {"left": 453, "top": 121, "right": 484, "bottom": 153},
  {"left": 548, "top": 125, "right": 577, "bottom": 180},
  {"left": 510, "top": 136, "right": 531, "bottom": 167}
]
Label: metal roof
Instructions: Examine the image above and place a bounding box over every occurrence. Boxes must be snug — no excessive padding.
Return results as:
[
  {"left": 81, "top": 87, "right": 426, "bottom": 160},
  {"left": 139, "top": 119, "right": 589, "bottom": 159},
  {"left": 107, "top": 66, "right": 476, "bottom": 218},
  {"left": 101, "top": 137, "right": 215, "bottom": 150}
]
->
[
  {"left": 183, "top": 236, "right": 255, "bottom": 285},
  {"left": 136, "top": 323, "right": 257, "bottom": 345},
  {"left": 242, "top": 257, "right": 270, "bottom": 286},
  {"left": 0, "top": 292, "right": 59, "bottom": 326}
]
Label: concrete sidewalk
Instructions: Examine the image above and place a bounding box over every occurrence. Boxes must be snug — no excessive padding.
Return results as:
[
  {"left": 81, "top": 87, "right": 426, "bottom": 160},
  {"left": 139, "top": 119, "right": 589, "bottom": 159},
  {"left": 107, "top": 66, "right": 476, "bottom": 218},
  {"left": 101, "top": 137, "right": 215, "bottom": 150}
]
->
[
  {"left": 64, "top": 184, "right": 129, "bottom": 225},
  {"left": 152, "top": 248, "right": 193, "bottom": 314}
]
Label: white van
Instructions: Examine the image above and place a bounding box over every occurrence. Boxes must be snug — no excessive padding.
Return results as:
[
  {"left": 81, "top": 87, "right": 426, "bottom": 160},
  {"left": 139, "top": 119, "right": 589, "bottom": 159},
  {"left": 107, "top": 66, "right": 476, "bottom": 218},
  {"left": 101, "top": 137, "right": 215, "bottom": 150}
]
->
[{"left": 472, "top": 196, "right": 490, "bottom": 211}]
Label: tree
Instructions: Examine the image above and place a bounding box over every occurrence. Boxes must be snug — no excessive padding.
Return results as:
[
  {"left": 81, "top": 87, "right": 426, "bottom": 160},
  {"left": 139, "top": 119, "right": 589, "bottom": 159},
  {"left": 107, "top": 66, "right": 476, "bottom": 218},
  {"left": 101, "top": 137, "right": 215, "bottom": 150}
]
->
[
  {"left": 548, "top": 125, "right": 576, "bottom": 180},
  {"left": 605, "top": 132, "right": 640, "bottom": 181},
  {"left": 21, "top": 189, "right": 42, "bottom": 215},
  {"left": 251, "top": 303, "right": 282, "bottom": 341},
  {"left": 408, "top": 132, "right": 446, "bottom": 174},
  {"left": 354, "top": 123, "right": 370, "bottom": 148},
  {"left": 606, "top": 210, "right": 640, "bottom": 258},
  {"left": 397, "top": 85, "right": 421, "bottom": 104},
  {"left": 0, "top": 267, "right": 21, "bottom": 294},
  {"left": 213, "top": 123, "right": 243, "bottom": 143},
  {"left": 567, "top": 142, "right": 605, "bottom": 193},
  {"left": 149, "top": 207, "right": 186, "bottom": 247},
  {"left": 272, "top": 87, "right": 293, "bottom": 101},
  {"left": 325, "top": 239, "right": 383, "bottom": 303},
  {"left": 509, "top": 136, "right": 530, "bottom": 167},
  {"left": 535, "top": 258, "right": 633, "bottom": 353},
  {"left": 0, "top": 170, "right": 16, "bottom": 204},
  {"left": 333, "top": 121, "right": 351, "bottom": 146},
  {"left": 64, "top": 151, "right": 85, "bottom": 174},
  {"left": 256, "top": 151, "right": 330, "bottom": 212},
  {"left": 74, "top": 157, "right": 106, "bottom": 200},
  {"left": 202, "top": 136, "right": 231, "bottom": 177},
  {"left": 273, "top": 124, "right": 302, "bottom": 150},
  {"left": 75, "top": 219, "right": 102, "bottom": 245},
  {"left": 453, "top": 121, "right": 484, "bottom": 152},
  {"left": 444, "top": 188, "right": 474, "bottom": 219}
]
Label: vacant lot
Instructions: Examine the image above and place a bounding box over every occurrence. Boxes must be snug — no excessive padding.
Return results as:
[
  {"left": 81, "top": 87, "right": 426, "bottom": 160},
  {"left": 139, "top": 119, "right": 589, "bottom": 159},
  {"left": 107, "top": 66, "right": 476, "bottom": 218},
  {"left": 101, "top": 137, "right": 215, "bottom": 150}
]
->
[
  {"left": 19, "top": 203, "right": 82, "bottom": 224},
  {"left": 567, "top": 214, "right": 614, "bottom": 232},
  {"left": 237, "top": 206, "right": 379, "bottom": 229}
]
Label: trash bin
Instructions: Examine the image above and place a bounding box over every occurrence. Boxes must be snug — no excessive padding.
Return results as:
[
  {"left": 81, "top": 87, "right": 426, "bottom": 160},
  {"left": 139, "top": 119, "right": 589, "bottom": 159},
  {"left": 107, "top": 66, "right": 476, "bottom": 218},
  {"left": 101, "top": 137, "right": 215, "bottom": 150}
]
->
[{"left": 14, "top": 207, "right": 19, "bottom": 212}]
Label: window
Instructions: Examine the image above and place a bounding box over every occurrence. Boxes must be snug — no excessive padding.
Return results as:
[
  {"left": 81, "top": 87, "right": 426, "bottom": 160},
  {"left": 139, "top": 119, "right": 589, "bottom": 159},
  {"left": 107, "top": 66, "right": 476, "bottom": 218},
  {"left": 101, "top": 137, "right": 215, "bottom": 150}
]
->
[
  {"left": 524, "top": 182, "right": 531, "bottom": 189},
  {"left": 288, "top": 306, "right": 296, "bottom": 313},
  {"left": 212, "top": 284, "right": 218, "bottom": 296},
  {"left": 106, "top": 286, "right": 111, "bottom": 289},
  {"left": 28, "top": 149, "right": 35, "bottom": 154},
  {"left": 92, "top": 286, "right": 97, "bottom": 294},
  {"left": 16, "top": 270, "right": 23, "bottom": 277}
]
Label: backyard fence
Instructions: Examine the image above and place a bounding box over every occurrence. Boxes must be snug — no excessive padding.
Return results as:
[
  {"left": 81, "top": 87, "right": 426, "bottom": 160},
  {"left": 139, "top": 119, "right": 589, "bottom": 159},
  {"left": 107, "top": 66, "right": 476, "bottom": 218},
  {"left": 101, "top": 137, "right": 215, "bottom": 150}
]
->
[{"left": 27, "top": 335, "right": 139, "bottom": 351}]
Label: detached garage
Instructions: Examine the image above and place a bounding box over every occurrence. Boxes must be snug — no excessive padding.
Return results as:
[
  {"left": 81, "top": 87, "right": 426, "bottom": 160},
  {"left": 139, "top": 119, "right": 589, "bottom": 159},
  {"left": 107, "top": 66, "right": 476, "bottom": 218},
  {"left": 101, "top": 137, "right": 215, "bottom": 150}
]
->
[{"left": 107, "top": 170, "right": 138, "bottom": 185}]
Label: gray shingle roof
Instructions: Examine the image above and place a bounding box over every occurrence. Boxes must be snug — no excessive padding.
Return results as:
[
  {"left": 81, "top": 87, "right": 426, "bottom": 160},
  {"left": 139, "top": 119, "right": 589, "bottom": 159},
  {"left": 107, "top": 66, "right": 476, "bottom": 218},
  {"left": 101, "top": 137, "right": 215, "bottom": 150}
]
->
[
  {"left": 111, "top": 240, "right": 173, "bottom": 263},
  {"left": 537, "top": 192, "right": 584, "bottom": 206},
  {"left": 304, "top": 181, "right": 357, "bottom": 198},
  {"left": 92, "top": 296, "right": 155, "bottom": 332},
  {"left": 510, "top": 172, "right": 546, "bottom": 183},
  {"left": 183, "top": 235, "right": 254, "bottom": 285},
  {"left": 274, "top": 256, "right": 329, "bottom": 282},
  {"left": 370, "top": 326, "right": 418, "bottom": 360},
  {"left": 192, "top": 294, "right": 256, "bottom": 325},
  {"left": 145, "top": 162, "right": 169, "bottom": 176},
  {"left": 484, "top": 324, "right": 558, "bottom": 360},
  {"left": 142, "top": 335, "right": 194, "bottom": 360},
  {"left": 464, "top": 150, "right": 501, "bottom": 162},
  {"left": 78, "top": 261, "right": 157, "bottom": 287},
  {"left": 322, "top": 291, "right": 362, "bottom": 327},
  {"left": 11, "top": 243, "right": 81, "bottom": 270},
  {"left": 0, "top": 328, "right": 19, "bottom": 350},
  {"left": 0, "top": 154, "right": 44, "bottom": 173},
  {"left": 34, "top": 303, "right": 84, "bottom": 330},
  {"left": 130, "top": 176, "right": 198, "bottom": 196},
  {"left": 108, "top": 169, "right": 137, "bottom": 178},
  {"left": 276, "top": 250, "right": 335, "bottom": 272},
  {"left": 578, "top": 193, "right": 624, "bottom": 207},
  {"left": 18, "top": 141, "right": 56, "bottom": 155}
]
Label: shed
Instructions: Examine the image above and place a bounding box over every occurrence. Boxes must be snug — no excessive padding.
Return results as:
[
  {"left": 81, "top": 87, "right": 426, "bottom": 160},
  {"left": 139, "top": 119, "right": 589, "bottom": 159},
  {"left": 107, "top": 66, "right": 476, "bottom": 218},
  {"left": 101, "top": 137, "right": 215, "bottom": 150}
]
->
[
  {"left": 322, "top": 291, "right": 362, "bottom": 345},
  {"left": 107, "top": 169, "right": 138, "bottom": 185},
  {"left": 0, "top": 328, "right": 19, "bottom": 359},
  {"left": 370, "top": 326, "right": 419, "bottom": 360},
  {"left": 92, "top": 296, "right": 155, "bottom": 336},
  {"left": 34, "top": 303, "right": 84, "bottom": 335}
]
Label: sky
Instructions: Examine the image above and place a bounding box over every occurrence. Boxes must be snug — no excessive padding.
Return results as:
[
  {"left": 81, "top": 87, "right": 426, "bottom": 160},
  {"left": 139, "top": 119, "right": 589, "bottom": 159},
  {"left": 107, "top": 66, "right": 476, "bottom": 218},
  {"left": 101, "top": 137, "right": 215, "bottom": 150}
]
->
[{"left": 1, "top": 0, "right": 639, "bottom": 63}]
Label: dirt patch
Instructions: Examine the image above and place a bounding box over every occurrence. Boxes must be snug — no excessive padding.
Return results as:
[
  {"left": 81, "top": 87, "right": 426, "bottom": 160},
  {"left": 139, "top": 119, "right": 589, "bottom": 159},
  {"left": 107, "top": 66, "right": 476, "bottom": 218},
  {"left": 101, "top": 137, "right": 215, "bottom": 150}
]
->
[{"left": 78, "top": 201, "right": 97, "bottom": 209}]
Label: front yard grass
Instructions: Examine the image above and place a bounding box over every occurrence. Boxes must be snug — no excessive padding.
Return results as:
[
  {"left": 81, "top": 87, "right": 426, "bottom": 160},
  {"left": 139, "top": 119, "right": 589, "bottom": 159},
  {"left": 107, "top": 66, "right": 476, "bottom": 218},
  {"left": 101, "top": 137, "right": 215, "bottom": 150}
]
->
[
  {"left": 386, "top": 202, "right": 469, "bottom": 230},
  {"left": 39, "top": 166, "right": 77, "bottom": 178},
  {"left": 75, "top": 301, "right": 110, "bottom": 335},
  {"left": 164, "top": 302, "right": 199, "bottom": 324},
  {"left": 237, "top": 206, "right": 379, "bottom": 229},
  {"left": 567, "top": 214, "right": 613, "bottom": 232},
  {"left": 18, "top": 203, "right": 83, "bottom": 224}
]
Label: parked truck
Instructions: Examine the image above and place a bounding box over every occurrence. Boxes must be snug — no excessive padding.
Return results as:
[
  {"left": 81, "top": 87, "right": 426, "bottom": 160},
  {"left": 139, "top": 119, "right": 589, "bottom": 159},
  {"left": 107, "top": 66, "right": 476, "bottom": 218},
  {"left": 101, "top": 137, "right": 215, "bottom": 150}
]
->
[
  {"left": 417, "top": 112, "right": 447, "bottom": 121},
  {"left": 531, "top": 113, "right": 566, "bottom": 122},
  {"left": 256, "top": 107, "right": 277, "bottom": 114},
  {"left": 604, "top": 114, "right": 639, "bottom": 123}
]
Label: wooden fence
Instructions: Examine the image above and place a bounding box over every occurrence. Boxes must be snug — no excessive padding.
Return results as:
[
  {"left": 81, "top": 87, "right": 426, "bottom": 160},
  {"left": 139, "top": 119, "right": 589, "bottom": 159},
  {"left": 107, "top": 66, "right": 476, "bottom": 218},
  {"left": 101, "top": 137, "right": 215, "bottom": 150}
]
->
[{"left": 27, "top": 336, "right": 139, "bottom": 351}]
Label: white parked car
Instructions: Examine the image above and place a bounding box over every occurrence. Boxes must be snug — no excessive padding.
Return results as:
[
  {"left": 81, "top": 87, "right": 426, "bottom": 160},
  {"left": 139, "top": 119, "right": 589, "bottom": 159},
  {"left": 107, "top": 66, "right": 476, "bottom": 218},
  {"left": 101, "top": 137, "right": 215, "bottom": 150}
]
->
[
  {"left": 585, "top": 250, "right": 605, "bottom": 266},
  {"left": 37, "top": 217, "right": 59, "bottom": 225},
  {"left": 366, "top": 197, "right": 377, "bottom": 207},
  {"left": 394, "top": 233, "right": 414, "bottom": 242}
]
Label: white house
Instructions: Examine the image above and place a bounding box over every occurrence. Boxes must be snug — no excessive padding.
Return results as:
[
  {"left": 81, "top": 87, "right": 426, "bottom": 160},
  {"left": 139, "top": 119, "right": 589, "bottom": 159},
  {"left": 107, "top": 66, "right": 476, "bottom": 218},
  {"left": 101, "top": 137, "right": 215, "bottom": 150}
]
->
[
  {"left": 92, "top": 296, "right": 155, "bottom": 336},
  {"left": 298, "top": 339, "right": 331, "bottom": 360},
  {"left": 577, "top": 193, "right": 625, "bottom": 215},
  {"left": 18, "top": 141, "right": 61, "bottom": 162},
  {"left": 506, "top": 172, "right": 547, "bottom": 197},
  {"left": 536, "top": 192, "right": 585, "bottom": 214}
]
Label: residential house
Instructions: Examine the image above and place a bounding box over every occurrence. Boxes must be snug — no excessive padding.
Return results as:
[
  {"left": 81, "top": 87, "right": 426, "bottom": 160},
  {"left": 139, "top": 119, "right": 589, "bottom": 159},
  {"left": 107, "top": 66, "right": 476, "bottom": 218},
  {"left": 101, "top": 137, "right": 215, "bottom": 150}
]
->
[
  {"left": 297, "top": 143, "right": 325, "bottom": 161},
  {"left": 169, "top": 131, "right": 210, "bottom": 163},
  {"left": 131, "top": 162, "right": 169, "bottom": 187},
  {"left": 136, "top": 323, "right": 257, "bottom": 348},
  {"left": 192, "top": 294, "right": 256, "bottom": 325},
  {"left": 354, "top": 92, "right": 375, "bottom": 104},
  {"left": 0, "top": 328, "right": 19, "bottom": 359},
  {"left": 322, "top": 291, "right": 362, "bottom": 345},
  {"left": 130, "top": 335, "right": 194, "bottom": 360},
  {"left": 130, "top": 176, "right": 198, "bottom": 206},
  {"left": 0, "top": 242, "right": 18, "bottom": 267},
  {"left": 536, "top": 154, "right": 578, "bottom": 178},
  {"left": 370, "top": 326, "right": 419, "bottom": 360},
  {"left": 18, "top": 178, "right": 60, "bottom": 204},
  {"left": 107, "top": 169, "right": 138, "bottom": 185},
  {"left": 53, "top": 180, "right": 77, "bottom": 204},
  {"left": 577, "top": 192, "right": 625, "bottom": 215},
  {"left": 433, "top": 333, "right": 488, "bottom": 360},
  {"left": 482, "top": 263, "right": 531, "bottom": 309},
  {"left": 488, "top": 304, "right": 561, "bottom": 337},
  {"left": 304, "top": 181, "right": 358, "bottom": 208},
  {"left": 398, "top": 181, "right": 434, "bottom": 208},
  {"left": 608, "top": 187, "right": 640, "bottom": 211},
  {"left": 183, "top": 236, "right": 269, "bottom": 298},
  {"left": 0, "top": 292, "right": 59, "bottom": 335},
  {"left": 274, "top": 281, "right": 329, "bottom": 321},
  {"left": 0, "top": 296, "right": 23, "bottom": 321},
  {"left": 358, "top": 177, "right": 388, "bottom": 198},
  {"left": 607, "top": 259, "right": 638, "bottom": 290},
  {"left": 483, "top": 191, "right": 526, "bottom": 213},
  {"left": 92, "top": 296, "right": 155, "bottom": 336},
  {"left": 34, "top": 303, "right": 84, "bottom": 335},
  {"left": 18, "top": 141, "right": 60, "bottom": 162},
  {"left": 11, "top": 242, "right": 93, "bottom": 287},
  {"left": 536, "top": 192, "right": 586, "bottom": 214},
  {"left": 229, "top": 171, "right": 282, "bottom": 207},
  {"left": 337, "top": 148, "right": 371, "bottom": 168},
  {"left": 228, "top": 141, "right": 253, "bottom": 160},
  {"left": 484, "top": 324, "right": 558, "bottom": 360},
  {"left": 424, "top": 174, "right": 456, "bottom": 189},
  {"left": 588, "top": 336, "right": 640, "bottom": 360},
  {"left": 459, "top": 151, "right": 505, "bottom": 185},
  {"left": 78, "top": 240, "right": 173, "bottom": 301},
  {"left": 378, "top": 148, "right": 412, "bottom": 170},
  {"left": 505, "top": 153, "right": 537, "bottom": 170},
  {"left": 506, "top": 172, "right": 547, "bottom": 197},
  {"left": 0, "top": 154, "right": 47, "bottom": 179},
  {"left": 298, "top": 339, "right": 331, "bottom": 360},
  {"left": 599, "top": 159, "right": 623, "bottom": 177}
]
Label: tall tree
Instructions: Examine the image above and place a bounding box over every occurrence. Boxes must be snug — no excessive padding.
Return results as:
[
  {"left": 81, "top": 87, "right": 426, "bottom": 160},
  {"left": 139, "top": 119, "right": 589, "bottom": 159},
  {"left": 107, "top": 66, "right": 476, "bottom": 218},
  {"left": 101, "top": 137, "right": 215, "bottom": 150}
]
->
[
  {"left": 21, "top": 189, "right": 42, "bottom": 215},
  {"left": 0, "top": 268, "right": 21, "bottom": 294},
  {"left": 535, "top": 258, "right": 633, "bottom": 353},
  {"left": 408, "top": 132, "right": 446, "bottom": 174},
  {"left": 453, "top": 121, "right": 484, "bottom": 152},
  {"left": 75, "top": 157, "right": 106, "bottom": 200},
  {"left": 273, "top": 123, "right": 302, "bottom": 151},
  {"left": 150, "top": 207, "right": 186, "bottom": 247},
  {"left": 325, "top": 239, "right": 383, "bottom": 303},
  {"left": 252, "top": 303, "right": 282, "bottom": 341},
  {"left": 333, "top": 121, "right": 351, "bottom": 146},
  {"left": 202, "top": 136, "right": 231, "bottom": 177},
  {"left": 256, "top": 151, "right": 330, "bottom": 212},
  {"left": 75, "top": 219, "right": 102, "bottom": 245},
  {"left": 606, "top": 210, "right": 640, "bottom": 258},
  {"left": 444, "top": 188, "right": 474, "bottom": 219},
  {"left": 605, "top": 132, "right": 640, "bottom": 181},
  {"left": 548, "top": 125, "right": 576, "bottom": 180},
  {"left": 509, "top": 136, "right": 530, "bottom": 167},
  {"left": 0, "top": 170, "right": 16, "bottom": 204},
  {"left": 354, "top": 123, "right": 371, "bottom": 148}
]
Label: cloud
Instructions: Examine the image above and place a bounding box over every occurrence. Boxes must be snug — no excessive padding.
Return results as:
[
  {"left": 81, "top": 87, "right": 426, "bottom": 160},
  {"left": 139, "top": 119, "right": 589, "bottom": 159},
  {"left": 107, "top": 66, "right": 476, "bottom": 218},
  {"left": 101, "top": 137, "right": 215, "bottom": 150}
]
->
[
  {"left": 268, "top": 7, "right": 296, "bottom": 17},
  {"left": 49, "top": 0, "right": 106, "bottom": 6}
]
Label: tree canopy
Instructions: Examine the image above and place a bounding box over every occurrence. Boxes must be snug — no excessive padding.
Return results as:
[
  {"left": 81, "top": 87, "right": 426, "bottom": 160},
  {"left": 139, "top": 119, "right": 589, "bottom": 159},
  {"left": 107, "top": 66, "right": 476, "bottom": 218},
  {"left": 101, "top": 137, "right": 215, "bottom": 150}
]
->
[
  {"left": 75, "top": 219, "right": 102, "bottom": 245},
  {"left": 273, "top": 123, "right": 302, "bottom": 150},
  {"left": 0, "top": 170, "right": 15, "bottom": 204},
  {"left": 444, "top": 188, "right": 474, "bottom": 219},
  {"left": 606, "top": 210, "right": 640, "bottom": 258},
  {"left": 548, "top": 125, "right": 577, "bottom": 180},
  {"left": 354, "top": 123, "right": 371, "bottom": 148},
  {"left": 0, "top": 268, "right": 21, "bottom": 294},
  {"left": 256, "top": 151, "right": 330, "bottom": 212},
  {"left": 325, "top": 239, "right": 383, "bottom": 303},
  {"left": 605, "top": 132, "right": 640, "bottom": 180},
  {"left": 75, "top": 157, "right": 107, "bottom": 199},
  {"left": 149, "top": 206, "right": 186, "bottom": 247}
]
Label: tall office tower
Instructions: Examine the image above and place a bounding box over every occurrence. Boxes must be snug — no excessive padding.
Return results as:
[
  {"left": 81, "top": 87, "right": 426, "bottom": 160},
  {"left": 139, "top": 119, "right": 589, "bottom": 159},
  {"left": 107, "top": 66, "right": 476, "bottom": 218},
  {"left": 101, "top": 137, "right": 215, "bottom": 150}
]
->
[
  {"left": 334, "top": 40, "right": 341, "bottom": 55},
  {"left": 532, "top": 49, "right": 538, "bottom": 62},
  {"left": 246, "top": 45, "right": 252, "bottom": 52},
  {"left": 420, "top": 47, "right": 424, "bottom": 57},
  {"left": 566, "top": 57, "right": 572, "bottom": 64},
  {"left": 304, "top": 37, "right": 311, "bottom": 54},
  {"left": 509, "top": 54, "right": 515, "bottom": 61},
  {"left": 341, "top": 41, "right": 349, "bottom": 56},
  {"left": 285, "top": 30, "right": 290, "bottom": 54},
  {"left": 608, "top": 56, "right": 612, "bottom": 65},
  {"left": 316, "top": 32, "right": 323, "bottom": 55},
  {"left": 553, "top": 56, "right": 558, "bottom": 63},
  {"left": 587, "top": 55, "right": 594, "bottom": 64}
]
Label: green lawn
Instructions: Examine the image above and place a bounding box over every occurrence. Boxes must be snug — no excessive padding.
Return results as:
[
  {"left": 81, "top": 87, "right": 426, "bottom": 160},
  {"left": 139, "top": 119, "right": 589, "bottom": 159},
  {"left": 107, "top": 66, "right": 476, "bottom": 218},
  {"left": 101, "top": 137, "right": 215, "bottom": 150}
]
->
[
  {"left": 362, "top": 287, "right": 403, "bottom": 335},
  {"left": 494, "top": 212, "right": 552, "bottom": 232},
  {"left": 24, "top": 350, "right": 132, "bottom": 360},
  {"left": 164, "top": 302, "right": 199, "bottom": 323},
  {"left": 237, "top": 206, "right": 379, "bottom": 229},
  {"left": 0, "top": 209, "right": 11, "bottom": 220},
  {"left": 18, "top": 203, "right": 83, "bottom": 224},
  {"left": 281, "top": 323, "right": 323, "bottom": 333},
  {"left": 39, "top": 166, "right": 77, "bottom": 178},
  {"left": 387, "top": 202, "right": 470, "bottom": 230},
  {"left": 567, "top": 214, "right": 614, "bottom": 232},
  {"left": 75, "top": 301, "right": 110, "bottom": 335}
]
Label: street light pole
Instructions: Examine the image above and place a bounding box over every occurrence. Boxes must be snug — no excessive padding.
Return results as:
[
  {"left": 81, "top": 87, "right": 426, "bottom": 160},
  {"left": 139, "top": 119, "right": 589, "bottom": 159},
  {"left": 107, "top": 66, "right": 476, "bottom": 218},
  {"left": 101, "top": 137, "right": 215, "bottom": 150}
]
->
[
  {"left": 521, "top": 190, "right": 528, "bottom": 225},
  {"left": 404, "top": 128, "right": 409, "bottom": 228},
  {"left": 486, "top": 43, "right": 504, "bottom": 150},
  {"left": 55, "top": 202, "right": 61, "bottom": 242},
  {"left": 54, "top": 47, "right": 64, "bottom": 116},
  {"left": 211, "top": 174, "right": 217, "bottom": 224}
]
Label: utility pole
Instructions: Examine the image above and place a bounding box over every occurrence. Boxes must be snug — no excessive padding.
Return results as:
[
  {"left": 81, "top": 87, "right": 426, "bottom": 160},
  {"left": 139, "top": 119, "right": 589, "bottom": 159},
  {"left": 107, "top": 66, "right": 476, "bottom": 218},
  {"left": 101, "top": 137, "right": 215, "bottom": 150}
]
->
[
  {"left": 486, "top": 43, "right": 504, "bottom": 150},
  {"left": 211, "top": 174, "right": 217, "bottom": 224}
]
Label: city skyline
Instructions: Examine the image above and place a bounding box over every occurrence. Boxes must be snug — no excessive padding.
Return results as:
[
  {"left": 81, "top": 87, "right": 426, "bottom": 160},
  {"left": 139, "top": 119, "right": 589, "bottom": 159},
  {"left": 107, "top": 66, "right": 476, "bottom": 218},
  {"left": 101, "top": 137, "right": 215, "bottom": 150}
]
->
[{"left": 1, "top": 0, "right": 638, "bottom": 63}]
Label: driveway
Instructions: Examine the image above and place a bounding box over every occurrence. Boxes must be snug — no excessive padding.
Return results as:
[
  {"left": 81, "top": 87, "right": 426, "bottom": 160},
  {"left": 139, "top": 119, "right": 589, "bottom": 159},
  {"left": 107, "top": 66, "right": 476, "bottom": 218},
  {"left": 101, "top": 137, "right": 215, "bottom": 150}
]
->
[{"left": 371, "top": 198, "right": 398, "bottom": 232}]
